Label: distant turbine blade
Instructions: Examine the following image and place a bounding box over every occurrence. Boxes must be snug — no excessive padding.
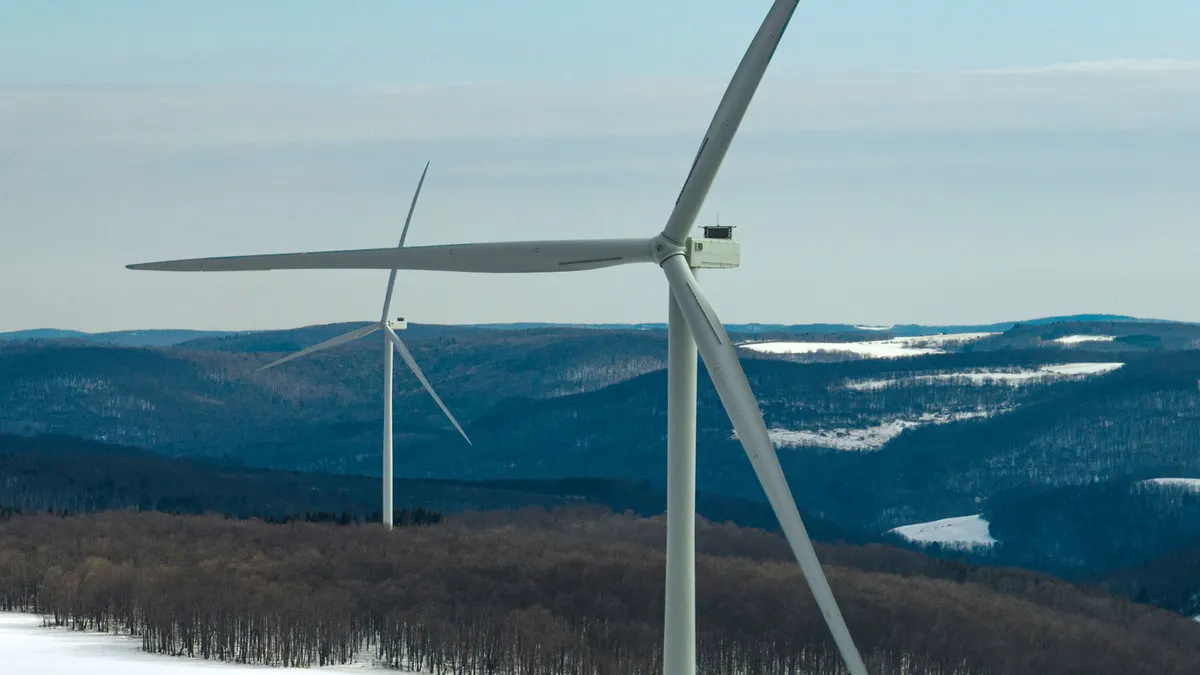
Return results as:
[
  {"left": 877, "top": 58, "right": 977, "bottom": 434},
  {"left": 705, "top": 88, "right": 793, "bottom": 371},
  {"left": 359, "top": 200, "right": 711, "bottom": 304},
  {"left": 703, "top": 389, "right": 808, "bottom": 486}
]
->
[
  {"left": 381, "top": 161, "right": 431, "bottom": 323},
  {"left": 659, "top": 254, "right": 869, "bottom": 675},
  {"left": 257, "top": 324, "right": 380, "bottom": 372},
  {"left": 383, "top": 325, "right": 472, "bottom": 445},
  {"left": 128, "top": 238, "right": 655, "bottom": 274},
  {"left": 660, "top": 0, "right": 799, "bottom": 244}
]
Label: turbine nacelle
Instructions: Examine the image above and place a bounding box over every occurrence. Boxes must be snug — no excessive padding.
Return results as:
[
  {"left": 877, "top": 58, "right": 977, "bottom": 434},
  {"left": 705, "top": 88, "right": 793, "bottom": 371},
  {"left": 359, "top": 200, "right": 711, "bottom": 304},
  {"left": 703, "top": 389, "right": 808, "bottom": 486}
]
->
[{"left": 685, "top": 230, "right": 741, "bottom": 270}]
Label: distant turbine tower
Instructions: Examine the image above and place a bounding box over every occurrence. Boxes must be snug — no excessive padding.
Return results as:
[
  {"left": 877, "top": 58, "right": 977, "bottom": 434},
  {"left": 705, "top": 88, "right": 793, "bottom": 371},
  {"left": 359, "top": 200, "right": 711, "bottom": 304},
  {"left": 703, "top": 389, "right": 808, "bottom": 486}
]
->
[
  {"left": 256, "top": 162, "right": 471, "bottom": 530},
  {"left": 127, "top": 2, "right": 869, "bottom": 674}
]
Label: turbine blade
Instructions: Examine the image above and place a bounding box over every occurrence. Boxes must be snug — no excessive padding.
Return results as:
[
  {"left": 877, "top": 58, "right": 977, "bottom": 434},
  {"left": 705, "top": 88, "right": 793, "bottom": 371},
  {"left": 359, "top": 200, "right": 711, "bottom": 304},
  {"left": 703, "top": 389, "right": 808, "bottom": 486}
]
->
[
  {"left": 660, "top": 0, "right": 799, "bottom": 244},
  {"left": 397, "top": 161, "right": 430, "bottom": 250},
  {"left": 381, "top": 161, "right": 431, "bottom": 323},
  {"left": 384, "top": 325, "right": 472, "bottom": 445},
  {"left": 659, "top": 255, "right": 869, "bottom": 675},
  {"left": 128, "top": 238, "right": 654, "bottom": 274},
  {"left": 257, "top": 324, "right": 380, "bottom": 372}
]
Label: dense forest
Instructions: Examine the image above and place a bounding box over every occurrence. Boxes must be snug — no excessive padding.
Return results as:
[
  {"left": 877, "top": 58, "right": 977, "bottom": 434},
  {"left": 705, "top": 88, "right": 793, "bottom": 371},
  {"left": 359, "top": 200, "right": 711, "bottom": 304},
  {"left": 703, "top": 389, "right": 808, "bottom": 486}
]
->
[
  {"left": 3, "top": 508, "right": 1200, "bottom": 675},
  {"left": 0, "top": 433, "right": 865, "bottom": 542},
  {"left": 981, "top": 479, "right": 1200, "bottom": 576},
  {"left": 0, "top": 432, "right": 576, "bottom": 519}
]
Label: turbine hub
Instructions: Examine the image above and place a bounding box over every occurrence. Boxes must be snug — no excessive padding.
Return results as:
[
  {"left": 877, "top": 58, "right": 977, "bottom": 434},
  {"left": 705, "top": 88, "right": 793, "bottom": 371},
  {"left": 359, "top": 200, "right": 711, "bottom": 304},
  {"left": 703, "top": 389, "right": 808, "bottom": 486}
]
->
[
  {"left": 387, "top": 318, "right": 408, "bottom": 330},
  {"left": 651, "top": 234, "right": 687, "bottom": 266}
]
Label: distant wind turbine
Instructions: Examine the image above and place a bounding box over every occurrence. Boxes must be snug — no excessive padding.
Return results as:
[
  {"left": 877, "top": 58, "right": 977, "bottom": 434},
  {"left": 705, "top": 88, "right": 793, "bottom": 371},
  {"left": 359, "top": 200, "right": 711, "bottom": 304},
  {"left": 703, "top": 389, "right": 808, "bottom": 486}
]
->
[
  {"left": 256, "top": 162, "right": 471, "bottom": 530},
  {"left": 127, "top": 2, "right": 869, "bottom": 674}
]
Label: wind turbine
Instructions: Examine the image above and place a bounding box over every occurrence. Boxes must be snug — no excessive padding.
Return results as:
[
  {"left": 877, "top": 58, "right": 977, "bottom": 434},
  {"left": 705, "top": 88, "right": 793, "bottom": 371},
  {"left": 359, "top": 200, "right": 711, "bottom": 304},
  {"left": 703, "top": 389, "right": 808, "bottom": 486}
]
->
[
  {"left": 255, "top": 162, "right": 471, "bottom": 530},
  {"left": 127, "top": 2, "right": 870, "bottom": 674}
]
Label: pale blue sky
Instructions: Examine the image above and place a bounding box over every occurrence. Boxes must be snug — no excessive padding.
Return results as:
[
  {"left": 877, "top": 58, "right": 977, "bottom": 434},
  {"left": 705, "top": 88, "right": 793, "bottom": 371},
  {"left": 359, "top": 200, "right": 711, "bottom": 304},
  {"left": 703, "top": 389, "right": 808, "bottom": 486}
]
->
[
  {"left": 3, "top": 0, "right": 1199, "bottom": 84},
  {"left": 1, "top": 1, "right": 1198, "bottom": 331}
]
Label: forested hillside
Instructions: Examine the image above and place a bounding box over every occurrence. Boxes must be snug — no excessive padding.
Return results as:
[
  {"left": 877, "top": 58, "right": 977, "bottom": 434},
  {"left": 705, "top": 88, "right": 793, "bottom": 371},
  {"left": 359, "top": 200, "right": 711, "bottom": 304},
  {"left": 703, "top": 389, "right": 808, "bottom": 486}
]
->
[
  {"left": 4, "top": 319, "right": 1200, "bottom": 619},
  {"left": 2, "top": 508, "right": 1198, "bottom": 675},
  {"left": 0, "top": 433, "right": 863, "bottom": 542}
]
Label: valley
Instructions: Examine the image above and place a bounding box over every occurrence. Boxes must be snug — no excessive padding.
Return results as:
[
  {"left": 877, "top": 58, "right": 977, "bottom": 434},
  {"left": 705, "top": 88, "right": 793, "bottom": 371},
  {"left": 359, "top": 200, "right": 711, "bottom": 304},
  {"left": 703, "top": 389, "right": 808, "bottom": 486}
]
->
[{"left": 3, "top": 315, "right": 1200, "bottom": 629}]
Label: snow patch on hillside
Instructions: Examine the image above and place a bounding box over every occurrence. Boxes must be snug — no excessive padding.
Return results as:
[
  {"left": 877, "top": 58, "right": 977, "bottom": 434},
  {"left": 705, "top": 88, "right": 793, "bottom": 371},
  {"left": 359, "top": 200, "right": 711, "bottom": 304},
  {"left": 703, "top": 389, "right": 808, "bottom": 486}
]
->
[
  {"left": 1141, "top": 478, "right": 1200, "bottom": 492},
  {"left": 890, "top": 515, "right": 997, "bottom": 549},
  {"left": 1053, "top": 335, "right": 1116, "bottom": 345},
  {"left": 751, "top": 410, "right": 996, "bottom": 451},
  {"left": 846, "top": 363, "right": 1124, "bottom": 390},
  {"left": 739, "top": 332, "right": 996, "bottom": 359},
  {"left": 0, "top": 612, "right": 400, "bottom": 673}
]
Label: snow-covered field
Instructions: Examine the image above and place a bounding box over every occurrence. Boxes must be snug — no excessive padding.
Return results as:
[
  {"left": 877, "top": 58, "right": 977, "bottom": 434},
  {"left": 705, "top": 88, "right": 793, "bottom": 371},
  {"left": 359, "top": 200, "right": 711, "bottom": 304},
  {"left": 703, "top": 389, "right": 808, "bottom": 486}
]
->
[
  {"left": 739, "top": 333, "right": 997, "bottom": 359},
  {"left": 1053, "top": 335, "right": 1116, "bottom": 345},
  {"left": 0, "top": 613, "right": 395, "bottom": 674},
  {"left": 889, "top": 515, "right": 997, "bottom": 549},
  {"left": 845, "top": 363, "right": 1124, "bottom": 390},
  {"left": 1141, "top": 477, "right": 1200, "bottom": 492},
  {"left": 755, "top": 410, "right": 996, "bottom": 451}
]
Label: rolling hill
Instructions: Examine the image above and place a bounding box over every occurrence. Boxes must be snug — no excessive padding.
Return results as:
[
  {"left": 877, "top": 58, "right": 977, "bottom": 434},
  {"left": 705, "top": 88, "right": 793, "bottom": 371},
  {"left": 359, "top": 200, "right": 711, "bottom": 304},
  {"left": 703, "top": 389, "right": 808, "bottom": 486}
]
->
[{"left": 4, "top": 316, "right": 1200, "bottom": 616}]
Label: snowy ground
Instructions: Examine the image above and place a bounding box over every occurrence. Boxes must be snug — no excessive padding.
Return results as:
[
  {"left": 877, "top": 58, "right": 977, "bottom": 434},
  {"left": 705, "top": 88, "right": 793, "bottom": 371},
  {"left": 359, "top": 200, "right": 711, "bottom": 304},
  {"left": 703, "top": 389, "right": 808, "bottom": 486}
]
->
[
  {"left": 889, "top": 515, "right": 997, "bottom": 549},
  {"left": 845, "top": 363, "right": 1124, "bottom": 390},
  {"left": 1053, "top": 335, "right": 1116, "bottom": 345},
  {"left": 1141, "top": 478, "right": 1200, "bottom": 492},
  {"left": 738, "top": 333, "right": 997, "bottom": 359},
  {"left": 750, "top": 410, "right": 997, "bottom": 451},
  {"left": 0, "top": 612, "right": 396, "bottom": 674}
]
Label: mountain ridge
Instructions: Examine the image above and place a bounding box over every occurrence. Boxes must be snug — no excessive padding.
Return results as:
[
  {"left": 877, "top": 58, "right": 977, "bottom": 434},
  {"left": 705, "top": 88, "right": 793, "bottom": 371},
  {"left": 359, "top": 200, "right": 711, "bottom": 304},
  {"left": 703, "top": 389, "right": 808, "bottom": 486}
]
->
[{"left": 3, "top": 313, "right": 1187, "bottom": 348}]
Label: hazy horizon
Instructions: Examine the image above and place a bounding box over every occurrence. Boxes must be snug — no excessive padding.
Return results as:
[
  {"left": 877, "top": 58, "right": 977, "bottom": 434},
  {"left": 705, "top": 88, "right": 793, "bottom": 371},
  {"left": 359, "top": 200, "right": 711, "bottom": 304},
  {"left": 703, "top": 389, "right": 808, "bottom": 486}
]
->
[{"left": 1, "top": 310, "right": 1186, "bottom": 337}]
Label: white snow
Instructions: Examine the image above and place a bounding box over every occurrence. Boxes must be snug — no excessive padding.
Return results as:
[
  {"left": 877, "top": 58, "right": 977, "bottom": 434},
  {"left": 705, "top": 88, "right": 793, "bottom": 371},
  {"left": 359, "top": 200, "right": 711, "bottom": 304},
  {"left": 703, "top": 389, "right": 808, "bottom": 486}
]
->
[
  {"left": 1141, "top": 478, "right": 1200, "bottom": 492},
  {"left": 889, "top": 514, "right": 997, "bottom": 549},
  {"left": 0, "top": 612, "right": 398, "bottom": 673},
  {"left": 755, "top": 410, "right": 996, "bottom": 451},
  {"left": 739, "top": 333, "right": 996, "bottom": 359},
  {"left": 853, "top": 325, "right": 893, "bottom": 331},
  {"left": 845, "top": 363, "right": 1124, "bottom": 390},
  {"left": 1041, "top": 362, "right": 1124, "bottom": 376},
  {"left": 1053, "top": 335, "right": 1116, "bottom": 345},
  {"left": 742, "top": 340, "right": 942, "bottom": 358},
  {"left": 903, "top": 332, "right": 998, "bottom": 345}
]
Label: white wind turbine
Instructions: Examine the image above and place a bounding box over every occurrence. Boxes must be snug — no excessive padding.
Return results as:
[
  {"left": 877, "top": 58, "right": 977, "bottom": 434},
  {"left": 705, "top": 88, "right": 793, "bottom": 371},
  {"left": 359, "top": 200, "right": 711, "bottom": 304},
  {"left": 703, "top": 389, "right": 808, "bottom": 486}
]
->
[
  {"left": 128, "top": 2, "right": 870, "bottom": 674},
  {"left": 254, "top": 162, "right": 471, "bottom": 530}
]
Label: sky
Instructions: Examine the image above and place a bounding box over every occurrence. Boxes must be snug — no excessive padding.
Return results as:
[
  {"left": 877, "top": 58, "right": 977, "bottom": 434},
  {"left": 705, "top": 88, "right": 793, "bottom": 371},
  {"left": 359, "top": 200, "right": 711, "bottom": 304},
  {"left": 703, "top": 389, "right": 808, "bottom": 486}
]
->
[{"left": 2, "top": 0, "right": 1199, "bottom": 331}]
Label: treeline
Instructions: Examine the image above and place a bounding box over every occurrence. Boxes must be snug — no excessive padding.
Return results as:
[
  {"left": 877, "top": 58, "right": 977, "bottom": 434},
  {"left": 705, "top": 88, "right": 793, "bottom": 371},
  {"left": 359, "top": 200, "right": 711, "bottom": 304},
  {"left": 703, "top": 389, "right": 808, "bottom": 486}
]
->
[
  {"left": 0, "top": 504, "right": 441, "bottom": 527},
  {"left": 0, "top": 433, "right": 867, "bottom": 543},
  {"left": 2, "top": 508, "right": 1200, "bottom": 674},
  {"left": 0, "top": 433, "right": 577, "bottom": 519},
  {"left": 262, "top": 507, "right": 442, "bottom": 527}
]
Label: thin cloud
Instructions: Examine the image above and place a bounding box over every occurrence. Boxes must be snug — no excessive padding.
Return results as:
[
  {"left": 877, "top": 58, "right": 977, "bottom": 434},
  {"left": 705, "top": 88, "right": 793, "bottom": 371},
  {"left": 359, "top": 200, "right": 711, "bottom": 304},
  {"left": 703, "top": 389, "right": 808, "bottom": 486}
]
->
[
  {"left": 1, "top": 64, "right": 1198, "bottom": 151},
  {"left": 968, "top": 58, "right": 1200, "bottom": 75}
]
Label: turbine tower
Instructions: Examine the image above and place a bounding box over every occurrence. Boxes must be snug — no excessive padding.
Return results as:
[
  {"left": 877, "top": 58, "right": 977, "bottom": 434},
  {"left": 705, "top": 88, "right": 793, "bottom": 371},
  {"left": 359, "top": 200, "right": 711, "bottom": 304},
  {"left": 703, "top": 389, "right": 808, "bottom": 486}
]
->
[
  {"left": 127, "top": 2, "right": 869, "bottom": 673},
  {"left": 254, "top": 162, "right": 471, "bottom": 530}
]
